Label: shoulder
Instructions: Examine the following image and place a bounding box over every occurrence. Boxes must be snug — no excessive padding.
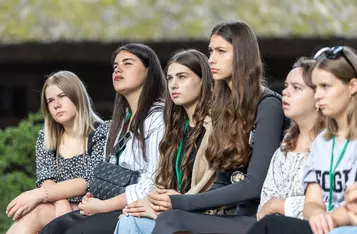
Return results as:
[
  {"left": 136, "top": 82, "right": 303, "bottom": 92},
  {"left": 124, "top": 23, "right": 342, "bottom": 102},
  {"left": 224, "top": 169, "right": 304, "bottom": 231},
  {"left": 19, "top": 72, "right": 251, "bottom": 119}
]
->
[
  {"left": 91, "top": 120, "right": 111, "bottom": 143},
  {"left": 310, "top": 129, "right": 328, "bottom": 151},
  {"left": 255, "top": 88, "right": 284, "bottom": 120},
  {"left": 36, "top": 128, "right": 45, "bottom": 146},
  {"left": 258, "top": 88, "right": 282, "bottom": 109},
  {"left": 145, "top": 103, "right": 164, "bottom": 130}
]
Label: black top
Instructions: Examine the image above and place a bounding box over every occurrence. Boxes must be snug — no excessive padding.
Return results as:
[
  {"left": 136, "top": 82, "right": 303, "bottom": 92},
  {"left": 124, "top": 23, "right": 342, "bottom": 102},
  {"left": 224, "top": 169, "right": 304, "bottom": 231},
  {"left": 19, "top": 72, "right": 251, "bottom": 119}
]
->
[
  {"left": 173, "top": 126, "right": 206, "bottom": 192},
  {"left": 169, "top": 88, "right": 285, "bottom": 216}
]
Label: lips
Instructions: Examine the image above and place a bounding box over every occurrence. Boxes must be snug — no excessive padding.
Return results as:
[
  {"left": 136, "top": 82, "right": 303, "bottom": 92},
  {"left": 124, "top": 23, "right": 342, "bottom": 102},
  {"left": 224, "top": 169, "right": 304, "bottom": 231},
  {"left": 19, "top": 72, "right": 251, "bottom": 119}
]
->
[
  {"left": 282, "top": 101, "right": 290, "bottom": 109},
  {"left": 56, "top": 111, "right": 65, "bottom": 116},
  {"left": 210, "top": 68, "right": 219, "bottom": 73},
  {"left": 171, "top": 92, "right": 181, "bottom": 98},
  {"left": 113, "top": 75, "right": 124, "bottom": 81}
]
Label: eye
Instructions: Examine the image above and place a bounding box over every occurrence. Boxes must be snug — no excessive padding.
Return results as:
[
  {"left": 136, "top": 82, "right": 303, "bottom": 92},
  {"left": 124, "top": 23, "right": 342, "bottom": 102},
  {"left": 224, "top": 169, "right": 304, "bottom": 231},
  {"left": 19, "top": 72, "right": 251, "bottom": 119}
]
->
[
  {"left": 321, "top": 83, "right": 329, "bottom": 89},
  {"left": 179, "top": 75, "right": 186, "bottom": 79},
  {"left": 124, "top": 62, "right": 132, "bottom": 66},
  {"left": 166, "top": 76, "right": 172, "bottom": 81},
  {"left": 47, "top": 99, "right": 53, "bottom": 104},
  {"left": 293, "top": 85, "right": 301, "bottom": 90},
  {"left": 284, "top": 83, "right": 288, "bottom": 88},
  {"left": 218, "top": 49, "right": 225, "bottom": 53},
  {"left": 208, "top": 48, "right": 213, "bottom": 54},
  {"left": 59, "top": 94, "right": 66, "bottom": 98}
]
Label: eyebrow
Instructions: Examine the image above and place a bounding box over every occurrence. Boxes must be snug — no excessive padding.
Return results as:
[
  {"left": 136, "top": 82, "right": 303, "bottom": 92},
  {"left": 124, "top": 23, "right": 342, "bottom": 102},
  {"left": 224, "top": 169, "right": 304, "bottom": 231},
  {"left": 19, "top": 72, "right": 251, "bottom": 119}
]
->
[
  {"left": 46, "top": 92, "right": 64, "bottom": 102},
  {"left": 167, "top": 72, "right": 190, "bottom": 78},
  {"left": 113, "top": 58, "right": 135, "bottom": 66},
  {"left": 291, "top": 82, "right": 304, "bottom": 87},
  {"left": 208, "top": 46, "right": 226, "bottom": 50}
]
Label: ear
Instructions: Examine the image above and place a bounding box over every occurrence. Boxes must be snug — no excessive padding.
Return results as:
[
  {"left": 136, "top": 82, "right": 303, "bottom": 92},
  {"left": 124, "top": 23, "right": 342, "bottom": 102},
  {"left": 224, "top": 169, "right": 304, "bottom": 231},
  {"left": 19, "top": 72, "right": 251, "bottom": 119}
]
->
[{"left": 349, "top": 78, "right": 357, "bottom": 96}]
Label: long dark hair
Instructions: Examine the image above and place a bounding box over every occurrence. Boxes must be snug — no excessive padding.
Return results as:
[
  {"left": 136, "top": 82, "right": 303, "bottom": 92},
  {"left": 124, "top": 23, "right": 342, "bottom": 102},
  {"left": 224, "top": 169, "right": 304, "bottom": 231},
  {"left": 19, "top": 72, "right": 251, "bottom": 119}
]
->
[
  {"left": 155, "top": 49, "right": 213, "bottom": 193},
  {"left": 281, "top": 57, "right": 326, "bottom": 153},
  {"left": 205, "top": 21, "right": 266, "bottom": 171},
  {"left": 105, "top": 43, "right": 166, "bottom": 161}
]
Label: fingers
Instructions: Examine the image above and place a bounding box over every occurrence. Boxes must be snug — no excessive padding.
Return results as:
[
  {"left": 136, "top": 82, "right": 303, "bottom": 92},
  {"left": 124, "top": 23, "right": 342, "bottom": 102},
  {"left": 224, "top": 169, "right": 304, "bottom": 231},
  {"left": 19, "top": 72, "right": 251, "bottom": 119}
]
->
[
  {"left": 156, "top": 189, "right": 169, "bottom": 194},
  {"left": 124, "top": 206, "right": 146, "bottom": 214},
  {"left": 309, "top": 218, "right": 319, "bottom": 234},
  {"left": 325, "top": 214, "right": 335, "bottom": 232},
  {"left": 7, "top": 204, "right": 20, "bottom": 218},
  {"left": 6, "top": 200, "right": 17, "bottom": 215},
  {"left": 13, "top": 207, "right": 24, "bottom": 221}
]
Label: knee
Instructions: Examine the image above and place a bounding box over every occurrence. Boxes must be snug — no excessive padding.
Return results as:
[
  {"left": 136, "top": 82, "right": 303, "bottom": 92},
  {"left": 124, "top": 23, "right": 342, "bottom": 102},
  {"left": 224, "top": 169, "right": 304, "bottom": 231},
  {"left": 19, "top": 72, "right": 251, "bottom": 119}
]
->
[{"left": 156, "top": 210, "right": 186, "bottom": 223}]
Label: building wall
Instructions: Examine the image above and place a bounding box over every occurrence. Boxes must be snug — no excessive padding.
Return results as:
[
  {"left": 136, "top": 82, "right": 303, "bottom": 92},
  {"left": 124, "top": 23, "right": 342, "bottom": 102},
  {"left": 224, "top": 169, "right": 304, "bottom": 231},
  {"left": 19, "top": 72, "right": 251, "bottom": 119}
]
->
[{"left": 1, "top": 38, "right": 356, "bottom": 128}]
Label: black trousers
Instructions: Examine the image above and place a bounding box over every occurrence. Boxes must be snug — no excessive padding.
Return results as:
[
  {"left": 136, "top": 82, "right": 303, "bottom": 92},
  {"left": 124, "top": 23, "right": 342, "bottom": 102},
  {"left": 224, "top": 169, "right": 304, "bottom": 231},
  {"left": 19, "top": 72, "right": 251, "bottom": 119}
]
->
[
  {"left": 246, "top": 215, "right": 313, "bottom": 234},
  {"left": 152, "top": 210, "right": 257, "bottom": 234},
  {"left": 39, "top": 210, "right": 122, "bottom": 234}
]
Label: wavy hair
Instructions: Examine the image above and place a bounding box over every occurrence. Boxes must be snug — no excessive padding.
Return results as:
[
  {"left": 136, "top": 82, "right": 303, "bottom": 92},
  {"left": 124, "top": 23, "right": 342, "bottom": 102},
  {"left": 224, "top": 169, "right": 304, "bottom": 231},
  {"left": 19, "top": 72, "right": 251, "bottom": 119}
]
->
[
  {"left": 155, "top": 49, "right": 213, "bottom": 193},
  {"left": 205, "top": 21, "right": 266, "bottom": 171}
]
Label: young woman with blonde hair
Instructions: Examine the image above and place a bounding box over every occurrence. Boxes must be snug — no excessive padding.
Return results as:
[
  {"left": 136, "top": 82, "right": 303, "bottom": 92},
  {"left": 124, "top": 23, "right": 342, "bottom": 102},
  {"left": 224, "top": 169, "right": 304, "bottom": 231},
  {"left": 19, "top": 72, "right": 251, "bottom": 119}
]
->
[{"left": 6, "top": 71, "right": 107, "bottom": 234}]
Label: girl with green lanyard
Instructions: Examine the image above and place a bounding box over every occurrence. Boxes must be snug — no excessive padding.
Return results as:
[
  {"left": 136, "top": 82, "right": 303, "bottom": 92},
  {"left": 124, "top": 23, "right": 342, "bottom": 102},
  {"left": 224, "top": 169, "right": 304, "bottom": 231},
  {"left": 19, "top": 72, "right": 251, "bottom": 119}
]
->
[
  {"left": 113, "top": 49, "right": 215, "bottom": 234},
  {"left": 246, "top": 46, "right": 357, "bottom": 234}
]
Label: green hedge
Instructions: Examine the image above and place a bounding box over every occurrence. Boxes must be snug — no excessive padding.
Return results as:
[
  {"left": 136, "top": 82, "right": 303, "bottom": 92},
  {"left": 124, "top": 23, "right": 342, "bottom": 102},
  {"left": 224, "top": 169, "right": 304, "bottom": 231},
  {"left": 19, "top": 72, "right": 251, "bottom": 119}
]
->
[{"left": 0, "top": 111, "right": 43, "bottom": 233}]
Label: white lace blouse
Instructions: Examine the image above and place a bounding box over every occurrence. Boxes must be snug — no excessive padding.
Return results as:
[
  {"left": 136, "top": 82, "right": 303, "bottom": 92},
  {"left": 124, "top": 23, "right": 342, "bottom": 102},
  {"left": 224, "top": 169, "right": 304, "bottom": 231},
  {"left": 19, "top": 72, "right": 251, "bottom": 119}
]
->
[{"left": 257, "top": 148, "right": 309, "bottom": 219}]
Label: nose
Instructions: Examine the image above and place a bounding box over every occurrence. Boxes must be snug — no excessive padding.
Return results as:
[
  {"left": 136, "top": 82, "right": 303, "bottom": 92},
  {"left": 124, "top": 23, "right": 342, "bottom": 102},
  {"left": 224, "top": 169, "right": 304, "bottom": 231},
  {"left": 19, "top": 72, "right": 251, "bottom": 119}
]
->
[
  {"left": 282, "top": 87, "right": 289, "bottom": 97},
  {"left": 314, "top": 88, "right": 322, "bottom": 101},
  {"left": 114, "top": 65, "right": 123, "bottom": 74},
  {"left": 169, "top": 77, "right": 178, "bottom": 90},
  {"left": 53, "top": 98, "right": 61, "bottom": 109},
  {"left": 208, "top": 52, "right": 216, "bottom": 65}
]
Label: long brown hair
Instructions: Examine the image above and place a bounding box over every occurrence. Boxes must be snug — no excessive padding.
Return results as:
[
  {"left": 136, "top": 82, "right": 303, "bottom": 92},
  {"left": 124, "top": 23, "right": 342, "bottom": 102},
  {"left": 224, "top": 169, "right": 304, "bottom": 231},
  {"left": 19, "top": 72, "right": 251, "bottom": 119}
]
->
[
  {"left": 155, "top": 49, "right": 213, "bottom": 193},
  {"left": 105, "top": 43, "right": 165, "bottom": 161},
  {"left": 205, "top": 21, "right": 265, "bottom": 171},
  {"left": 314, "top": 46, "right": 357, "bottom": 140},
  {"left": 280, "top": 58, "right": 326, "bottom": 153}
]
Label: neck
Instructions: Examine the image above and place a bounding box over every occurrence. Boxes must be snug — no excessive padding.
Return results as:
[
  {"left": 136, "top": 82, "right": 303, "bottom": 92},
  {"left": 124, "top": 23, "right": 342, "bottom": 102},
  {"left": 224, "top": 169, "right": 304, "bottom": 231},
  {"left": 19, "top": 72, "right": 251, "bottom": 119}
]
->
[
  {"left": 183, "top": 101, "right": 198, "bottom": 127},
  {"left": 63, "top": 121, "right": 74, "bottom": 137},
  {"left": 124, "top": 89, "right": 142, "bottom": 116},
  {"left": 295, "top": 114, "right": 318, "bottom": 140},
  {"left": 335, "top": 110, "right": 349, "bottom": 139}
]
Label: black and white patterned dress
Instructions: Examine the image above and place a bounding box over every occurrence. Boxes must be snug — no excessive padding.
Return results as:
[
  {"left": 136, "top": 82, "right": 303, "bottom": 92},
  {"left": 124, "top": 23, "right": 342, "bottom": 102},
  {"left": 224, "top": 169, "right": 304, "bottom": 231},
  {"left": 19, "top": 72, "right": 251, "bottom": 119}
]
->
[{"left": 35, "top": 121, "right": 110, "bottom": 203}]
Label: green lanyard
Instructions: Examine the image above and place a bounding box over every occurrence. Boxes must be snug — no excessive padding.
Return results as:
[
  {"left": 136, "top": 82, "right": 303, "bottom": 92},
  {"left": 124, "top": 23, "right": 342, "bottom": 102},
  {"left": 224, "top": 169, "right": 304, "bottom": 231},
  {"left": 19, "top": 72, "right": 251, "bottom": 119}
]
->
[
  {"left": 328, "top": 136, "right": 350, "bottom": 211},
  {"left": 117, "top": 109, "right": 132, "bottom": 161},
  {"left": 175, "top": 119, "right": 189, "bottom": 191}
]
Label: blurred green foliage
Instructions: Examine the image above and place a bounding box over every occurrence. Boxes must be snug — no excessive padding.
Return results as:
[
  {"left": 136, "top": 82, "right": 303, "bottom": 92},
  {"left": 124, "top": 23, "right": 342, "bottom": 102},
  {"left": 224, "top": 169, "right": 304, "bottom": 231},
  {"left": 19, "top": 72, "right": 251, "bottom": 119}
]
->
[
  {"left": 0, "top": 0, "right": 355, "bottom": 42},
  {"left": 0, "top": 111, "right": 43, "bottom": 233}
]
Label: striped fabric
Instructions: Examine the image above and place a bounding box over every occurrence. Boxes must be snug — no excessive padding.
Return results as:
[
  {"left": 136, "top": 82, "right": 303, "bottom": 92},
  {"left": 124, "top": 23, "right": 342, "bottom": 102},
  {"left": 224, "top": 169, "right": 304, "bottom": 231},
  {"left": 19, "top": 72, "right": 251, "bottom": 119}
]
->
[{"left": 107, "top": 107, "right": 164, "bottom": 204}]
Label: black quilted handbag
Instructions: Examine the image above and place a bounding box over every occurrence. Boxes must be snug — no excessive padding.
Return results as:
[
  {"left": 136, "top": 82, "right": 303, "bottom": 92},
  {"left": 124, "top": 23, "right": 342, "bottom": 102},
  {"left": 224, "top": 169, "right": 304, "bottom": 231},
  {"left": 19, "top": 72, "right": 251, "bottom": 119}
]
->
[
  {"left": 89, "top": 161, "right": 140, "bottom": 200},
  {"left": 89, "top": 132, "right": 140, "bottom": 200}
]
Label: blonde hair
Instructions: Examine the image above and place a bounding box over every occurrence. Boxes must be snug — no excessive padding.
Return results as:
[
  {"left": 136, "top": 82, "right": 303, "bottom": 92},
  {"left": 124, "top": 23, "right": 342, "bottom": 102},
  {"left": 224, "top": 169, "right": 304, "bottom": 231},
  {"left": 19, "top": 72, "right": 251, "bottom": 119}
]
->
[
  {"left": 41, "top": 71, "right": 102, "bottom": 151},
  {"left": 314, "top": 46, "right": 357, "bottom": 140}
]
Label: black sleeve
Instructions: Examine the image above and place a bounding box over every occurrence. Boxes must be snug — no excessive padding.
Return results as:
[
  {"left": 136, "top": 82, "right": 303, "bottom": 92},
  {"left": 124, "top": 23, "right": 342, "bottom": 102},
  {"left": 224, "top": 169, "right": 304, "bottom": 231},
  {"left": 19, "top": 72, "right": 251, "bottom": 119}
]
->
[{"left": 169, "top": 97, "right": 284, "bottom": 211}]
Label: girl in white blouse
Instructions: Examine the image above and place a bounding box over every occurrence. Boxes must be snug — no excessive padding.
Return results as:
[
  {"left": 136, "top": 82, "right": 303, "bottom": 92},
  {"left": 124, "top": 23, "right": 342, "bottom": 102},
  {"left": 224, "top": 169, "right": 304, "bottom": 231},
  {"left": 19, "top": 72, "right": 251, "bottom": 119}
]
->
[{"left": 257, "top": 57, "right": 325, "bottom": 220}]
